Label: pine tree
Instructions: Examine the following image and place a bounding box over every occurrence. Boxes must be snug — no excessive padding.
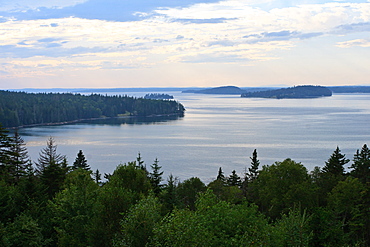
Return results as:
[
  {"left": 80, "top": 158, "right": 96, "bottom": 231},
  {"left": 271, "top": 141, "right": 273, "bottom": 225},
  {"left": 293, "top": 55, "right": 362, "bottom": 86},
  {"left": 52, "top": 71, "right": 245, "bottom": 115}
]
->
[
  {"left": 72, "top": 150, "right": 90, "bottom": 170},
  {"left": 94, "top": 169, "right": 102, "bottom": 185},
  {"left": 322, "top": 146, "right": 349, "bottom": 176},
  {"left": 150, "top": 158, "right": 163, "bottom": 195},
  {"left": 216, "top": 167, "right": 225, "bottom": 184},
  {"left": 350, "top": 144, "right": 370, "bottom": 184},
  {"left": 36, "top": 137, "right": 66, "bottom": 174},
  {"left": 0, "top": 124, "right": 12, "bottom": 179},
  {"left": 227, "top": 170, "right": 242, "bottom": 187},
  {"left": 8, "top": 130, "right": 30, "bottom": 182},
  {"left": 248, "top": 149, "right": 260, "bottom": 181}
]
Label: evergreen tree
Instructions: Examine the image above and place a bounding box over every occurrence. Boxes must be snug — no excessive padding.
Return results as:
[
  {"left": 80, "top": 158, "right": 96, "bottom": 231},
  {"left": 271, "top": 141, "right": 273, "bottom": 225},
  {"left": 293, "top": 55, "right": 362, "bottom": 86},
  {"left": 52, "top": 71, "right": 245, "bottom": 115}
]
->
[
  {"left": 162, "top": 174, "right": 178, "bottom": 212},
  {"left": 216, "top": 167, "right": 225, "bottom": 183},
  {"left": 0, "top": 124, "right": 12, "bottom": 180},
  {"left": 350, "top": 144, "right": 370, "bottom": 184},
  {"left": 227, "top": 170, "right": 242, "bottom": 187},
  {"left": 8, "top": 130, "right": 29, "bottom": 182},
  {"left": 36, "top": 137, "right": 66, "bottom": 174},
  {"left": 150, "top": 158, "right": 163, "bottom": 195},
  {"left": 93, "top": 169, "right": 102, "bottom": 185},
  {"left": 72, "top": 150, "right": 90, "bottom": 170},
  {"left": 248, "top": 149, "right": 260, "bottom": 181},
  {"left": 322, "top": 146, "right": 349, "bottom": 176}
]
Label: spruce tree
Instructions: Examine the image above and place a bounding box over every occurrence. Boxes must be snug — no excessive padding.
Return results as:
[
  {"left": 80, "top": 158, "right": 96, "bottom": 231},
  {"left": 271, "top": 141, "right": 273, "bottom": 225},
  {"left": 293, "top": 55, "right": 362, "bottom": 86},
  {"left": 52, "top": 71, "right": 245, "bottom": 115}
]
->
[
  {"left": 322, "top": 146, "right": 349, "bottom": 176},
  {"left": 36, "top": 137, "right": 66, "bottom": 174},
  {"left": 248, "top": 149, "right": 260, "bottom": 181},
  {"left": 72, "top": 150, "right": 90, "bottom": 170},
  {"left": 227, "top": 170, "right": 242, "bottom": 187},
  {"left": 94, "top": 169, "right": 102, "bottom": 185},
  {"left": 150, "top": 158, "right": 163, "bottom": 195},
  {"left": 350, "top": 144, "right": 370, "bottom": 184},
  {"left": 8, "top": 130, "right": 29, "bottom": 182},
  {"left": 216, "top": 167, "right": 225, "bottom": 184},
  {"left": 0, "top": 124, "right": 12, "bottom": 179}
]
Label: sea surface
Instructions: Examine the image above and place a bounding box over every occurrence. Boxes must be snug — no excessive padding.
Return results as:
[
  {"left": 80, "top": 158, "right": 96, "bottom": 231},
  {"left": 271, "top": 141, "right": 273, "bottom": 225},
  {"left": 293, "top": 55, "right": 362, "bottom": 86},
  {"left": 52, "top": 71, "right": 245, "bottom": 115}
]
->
[{"left": 17, "top": 92, "right": 370, "bottom": 183}]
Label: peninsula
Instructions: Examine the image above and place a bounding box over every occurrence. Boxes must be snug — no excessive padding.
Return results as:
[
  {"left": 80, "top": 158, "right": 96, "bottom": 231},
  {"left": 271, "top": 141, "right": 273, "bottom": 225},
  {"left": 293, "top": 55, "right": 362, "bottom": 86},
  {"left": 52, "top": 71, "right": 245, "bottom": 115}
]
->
[{"left": 241, "top": 85, "right": 332, "bottom": 99}]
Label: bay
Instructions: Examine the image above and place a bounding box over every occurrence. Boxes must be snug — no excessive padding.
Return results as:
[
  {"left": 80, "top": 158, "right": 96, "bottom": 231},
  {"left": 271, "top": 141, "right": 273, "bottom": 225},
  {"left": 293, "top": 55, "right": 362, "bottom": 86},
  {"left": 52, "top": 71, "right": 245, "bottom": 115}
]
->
[{"left": 17, "top": 92, "right": 370, "bottom": 183}]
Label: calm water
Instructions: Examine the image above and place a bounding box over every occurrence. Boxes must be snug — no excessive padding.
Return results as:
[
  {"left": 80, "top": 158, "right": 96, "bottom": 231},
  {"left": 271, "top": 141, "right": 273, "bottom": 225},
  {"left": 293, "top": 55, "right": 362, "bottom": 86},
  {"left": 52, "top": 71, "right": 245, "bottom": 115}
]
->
[{"left": 17, "top": 92, "right": 370, "bottom": 183}]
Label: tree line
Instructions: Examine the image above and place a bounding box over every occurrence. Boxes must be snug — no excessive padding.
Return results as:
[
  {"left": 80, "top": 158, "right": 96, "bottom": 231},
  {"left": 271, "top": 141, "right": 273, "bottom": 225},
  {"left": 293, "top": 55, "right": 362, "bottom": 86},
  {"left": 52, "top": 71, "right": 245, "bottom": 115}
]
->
[
  {"left": 0, "top": 91, "right": 185, "bottom": 128},
  {"left": 0, "top": 125, "right": 369, "bottom": 246}
]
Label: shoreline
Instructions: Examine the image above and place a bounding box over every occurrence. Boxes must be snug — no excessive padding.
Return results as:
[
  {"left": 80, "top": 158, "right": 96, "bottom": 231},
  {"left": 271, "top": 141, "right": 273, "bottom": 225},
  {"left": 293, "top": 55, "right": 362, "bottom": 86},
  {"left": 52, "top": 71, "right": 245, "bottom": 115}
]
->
[{"left": 7, "top": 113, "right": 183, "bottom": 130}]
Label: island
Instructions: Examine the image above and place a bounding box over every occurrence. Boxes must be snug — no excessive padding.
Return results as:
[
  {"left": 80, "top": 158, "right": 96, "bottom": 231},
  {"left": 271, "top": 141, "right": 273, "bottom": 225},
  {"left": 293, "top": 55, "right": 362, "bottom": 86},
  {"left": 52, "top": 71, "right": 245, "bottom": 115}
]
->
[
  {"left": 0, "top": 90, "right": 185, "bottom": 128},
  {"left": 241, "top": 85, "right": 332, "bottom": 99},
  {"left": 182, "top": 86, "right": 247, "bottom": 95},
  {"left": 144, "top": 93, "right": 174, "bottom": 100}
]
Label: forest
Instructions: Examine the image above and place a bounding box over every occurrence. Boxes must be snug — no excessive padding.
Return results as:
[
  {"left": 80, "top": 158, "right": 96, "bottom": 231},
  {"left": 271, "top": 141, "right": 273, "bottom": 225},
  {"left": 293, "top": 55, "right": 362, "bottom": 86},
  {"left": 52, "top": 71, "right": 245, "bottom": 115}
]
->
[
  {"left": 0, "top": 125, "right": 369, "bottom": 247},
  {"left": 0, "top": 91, "right": 185, "bottom": 128},
  {"left": 241, "top": 85, "right": 333, "bottom": 99}
]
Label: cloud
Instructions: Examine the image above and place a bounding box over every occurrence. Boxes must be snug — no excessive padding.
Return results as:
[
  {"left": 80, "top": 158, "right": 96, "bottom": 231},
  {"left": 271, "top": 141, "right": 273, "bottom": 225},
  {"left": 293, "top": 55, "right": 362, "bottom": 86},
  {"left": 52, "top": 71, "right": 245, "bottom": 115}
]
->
[{"left": 337, "top": 38, "right": 370, "bottom": 47}]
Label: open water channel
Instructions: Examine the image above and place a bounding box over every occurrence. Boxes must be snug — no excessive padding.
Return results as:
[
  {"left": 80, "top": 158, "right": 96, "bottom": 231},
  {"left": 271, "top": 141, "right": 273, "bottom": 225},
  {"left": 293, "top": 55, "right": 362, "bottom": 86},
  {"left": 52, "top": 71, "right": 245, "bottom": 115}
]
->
[{"left": 17, "top": 92, "right": 370, "bottom": 183}]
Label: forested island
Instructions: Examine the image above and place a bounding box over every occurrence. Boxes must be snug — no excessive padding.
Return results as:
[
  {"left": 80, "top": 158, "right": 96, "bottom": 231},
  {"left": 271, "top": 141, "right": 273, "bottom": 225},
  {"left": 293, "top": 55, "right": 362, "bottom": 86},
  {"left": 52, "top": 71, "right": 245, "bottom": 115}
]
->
[
  {"left": 0, "top": 126, "right": 369, "bottom": 246},
  {"left": 144, "top": 93, "right": 174, "bottom": 100},
  {"left": 0, "top": 90, "right": 185, "bottom": 128},
  {"left": 182, "top": 86, "right": 247, "bottom": 95},
  {"left": 241, "top": 85, "right": 332, "bottom": 99}
]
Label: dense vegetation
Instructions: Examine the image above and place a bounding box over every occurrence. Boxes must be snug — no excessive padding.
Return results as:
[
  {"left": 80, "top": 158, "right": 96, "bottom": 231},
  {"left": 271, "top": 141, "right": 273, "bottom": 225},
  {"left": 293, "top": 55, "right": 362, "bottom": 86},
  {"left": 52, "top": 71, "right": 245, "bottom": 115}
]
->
[
  {"left": 0, "top": 91, "right": 185, "bottom": 128},
  {"left": 0, "top": 126, "right": 369, "bottom": 246},
  {"left": 241, "top": 85, "right": 332, "bottom": 99},
  {"left": 182, "top": 86, "right": 247, "bottom": 95},
  {"left": 143, "top": 93, "right": 174, "bottom": 100}
]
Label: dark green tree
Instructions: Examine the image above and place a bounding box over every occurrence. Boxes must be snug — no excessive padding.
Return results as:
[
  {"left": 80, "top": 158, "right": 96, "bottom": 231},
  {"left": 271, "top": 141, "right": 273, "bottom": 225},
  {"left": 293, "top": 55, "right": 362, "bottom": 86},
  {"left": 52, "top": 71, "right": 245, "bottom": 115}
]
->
[
  {"left": 93, "top": 169, "right": 102, "bottom": 185},
  {"left": 150, "top": 158, "right": 163, "bottom": 195},
  {"left": 7, "top": 130, "right": 30, "bottom": 183},
  {"left": 216, "top": 167, "right": 225, "bottom": 184},
  {"left": 248, "top": 149, "right": 260, "bottom": 181},
  {"left": 176, "top": 177, "right": 206, "bottom": 210},
  {"left": 36, "top": 137, "right": 66, "bottom": 174},
  {"left": 322, "top": 146, "right": 349, "bottom": 176},
  {"left": 161, "top": 174, "right": 178, "bottom": 212},
  {"left": 72, "top": 150, "right": 90, "bottom": 170},
  {"left": 227, "top": 170, "right": 242, "bottom": 187},
  {"left": 350, "top": 144, "right": 370, "bottom": 184},
  {"left": 0, "top": 124, "right": 12, "bottom": 180}
]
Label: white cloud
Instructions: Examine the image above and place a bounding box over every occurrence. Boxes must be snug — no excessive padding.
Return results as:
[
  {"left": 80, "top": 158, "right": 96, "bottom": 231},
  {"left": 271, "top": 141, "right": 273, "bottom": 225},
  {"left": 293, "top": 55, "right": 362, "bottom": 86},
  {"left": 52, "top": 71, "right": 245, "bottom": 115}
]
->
[
  {"left": 337, "top": 38, "right": 370, "bottom": 47},
  {"left": 1, "top": 1, "right": 370, "bottom": 81}
]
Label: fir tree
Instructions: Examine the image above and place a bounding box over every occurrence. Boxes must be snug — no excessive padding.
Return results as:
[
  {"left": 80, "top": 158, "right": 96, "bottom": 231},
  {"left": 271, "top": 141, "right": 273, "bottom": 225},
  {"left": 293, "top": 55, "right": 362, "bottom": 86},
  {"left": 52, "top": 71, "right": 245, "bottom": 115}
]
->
[
  {"left": 94, "top": 169, "right": 102, "bottom": 185},
  {"left": 72, "top": 150, "right": 90, "bottom": 170},
  {"left": 36, "top": 137, "right": 66, "bottom": 174},
  {"left": 0, "top": 124, "right": 12, "bottom": 179},
  {"left": 8, "top": 130, "right": 30, "bottom": 182},
  {"left": 216, "top": 167, "right": 225, "bottom": 184},
  {"left": 150, "top": 158, "right": 164, "bottom": 195},
  {"left": 248, "top": 149, "right": 260, "bottom": 181},
  {"left": 322, "top": 146, "right": 349, "bottom": 176},
  {"left": 227, "top": 170, "right": 242, "bottom": 187},
  {"left": 350, "top": 144, "right": 370, "bottom": 184}
]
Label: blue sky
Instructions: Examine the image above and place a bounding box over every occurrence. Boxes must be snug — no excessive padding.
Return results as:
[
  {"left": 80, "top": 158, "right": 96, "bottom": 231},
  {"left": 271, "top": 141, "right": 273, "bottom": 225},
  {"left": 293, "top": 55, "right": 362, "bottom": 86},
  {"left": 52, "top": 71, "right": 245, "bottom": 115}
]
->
[{"left": 1, "top": 0, "right": 370, "bottom": 89}]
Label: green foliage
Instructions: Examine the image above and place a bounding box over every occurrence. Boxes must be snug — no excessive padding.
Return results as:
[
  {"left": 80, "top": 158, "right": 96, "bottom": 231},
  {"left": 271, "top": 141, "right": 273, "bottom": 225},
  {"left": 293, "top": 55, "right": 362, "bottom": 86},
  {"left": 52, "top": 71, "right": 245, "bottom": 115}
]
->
[
  {"left": 350, "top": 144, "right": 370, "bottom": 184},
  {"left": 49, "top": 169, "right": 99, "bottom": 246},
  {"left": 72, "top": 150, "right": 90, "bottom": 170},
  {"left": 176, "top": 177, "right": 206, "bottom": 210},
  {"left": 252, "top": 158, "right": 316, "bottom": 218},
  {"left": 0, "top": 90, "right": 185, "bottom": 128},
  {"left": 150, "top": 158, "right": 163, "bottom": 196},
  {"left": 273, "top": 208, "right": 312, "bottom": 247},
  {"left": 115, "top": 194, "right": 162, "bottom": 247},
  {"left": 2, "top": 213, "right": 45, "bottom": 247},
  {"left": 150, "top": 189, "right": 272, "bottom": 246}
]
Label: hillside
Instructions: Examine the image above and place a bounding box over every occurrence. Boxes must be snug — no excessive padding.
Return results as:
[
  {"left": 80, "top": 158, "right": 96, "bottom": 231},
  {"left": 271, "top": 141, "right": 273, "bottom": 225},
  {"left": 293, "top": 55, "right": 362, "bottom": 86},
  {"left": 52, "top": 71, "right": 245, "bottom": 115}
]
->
[
  {"left": 241, "top": 85, "right": 332, "bottom": 99},
  {"left": 182, "top": 86, "right": 247, "bottom": 95}
]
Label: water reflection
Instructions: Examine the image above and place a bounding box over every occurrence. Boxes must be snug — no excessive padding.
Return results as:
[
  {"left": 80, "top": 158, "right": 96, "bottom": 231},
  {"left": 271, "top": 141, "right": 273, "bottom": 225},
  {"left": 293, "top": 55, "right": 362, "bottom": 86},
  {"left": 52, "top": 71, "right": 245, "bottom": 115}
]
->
[{"left": 77, "top": 115, "right": 184, "bottom": 126}]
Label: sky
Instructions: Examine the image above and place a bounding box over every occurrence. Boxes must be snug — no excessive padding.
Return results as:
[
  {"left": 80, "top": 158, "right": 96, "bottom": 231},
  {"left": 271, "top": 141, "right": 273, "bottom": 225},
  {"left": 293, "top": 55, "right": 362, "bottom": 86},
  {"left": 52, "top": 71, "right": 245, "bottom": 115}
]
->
[{"left": 1, "top": 0, "right": 370, "bottom": 89}]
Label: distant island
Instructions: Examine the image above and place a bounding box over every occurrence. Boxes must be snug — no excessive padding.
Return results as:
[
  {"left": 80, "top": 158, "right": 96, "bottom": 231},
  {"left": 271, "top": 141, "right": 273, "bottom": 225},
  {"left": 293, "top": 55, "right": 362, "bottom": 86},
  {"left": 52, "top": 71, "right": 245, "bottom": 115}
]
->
[
  {"left": 182, "top": 86, "right": 247, "bottom": 95},
  {"left": 241, "top": 85, "right": 332, "bottom": 99},
  {"left": 144, "top": 93, "right": 174, "bottom": 100},
  {"left": 0, "top": 91, "right": 185, "bottom": 128}
]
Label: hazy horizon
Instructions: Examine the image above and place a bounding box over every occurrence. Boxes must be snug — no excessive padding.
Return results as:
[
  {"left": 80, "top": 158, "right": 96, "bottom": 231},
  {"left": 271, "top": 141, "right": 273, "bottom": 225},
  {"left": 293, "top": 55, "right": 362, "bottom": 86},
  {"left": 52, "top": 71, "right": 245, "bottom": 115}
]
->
[{"left": 1, "top": 0, "right": 370, "bottom": 89}]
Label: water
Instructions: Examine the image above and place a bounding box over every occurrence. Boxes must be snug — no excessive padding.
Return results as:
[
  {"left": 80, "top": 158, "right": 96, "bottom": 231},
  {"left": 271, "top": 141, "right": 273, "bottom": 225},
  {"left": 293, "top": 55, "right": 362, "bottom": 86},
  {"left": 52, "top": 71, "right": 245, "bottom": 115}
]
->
[{"left": 17, "top": 92, "right": 370, "bottom": 183}]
